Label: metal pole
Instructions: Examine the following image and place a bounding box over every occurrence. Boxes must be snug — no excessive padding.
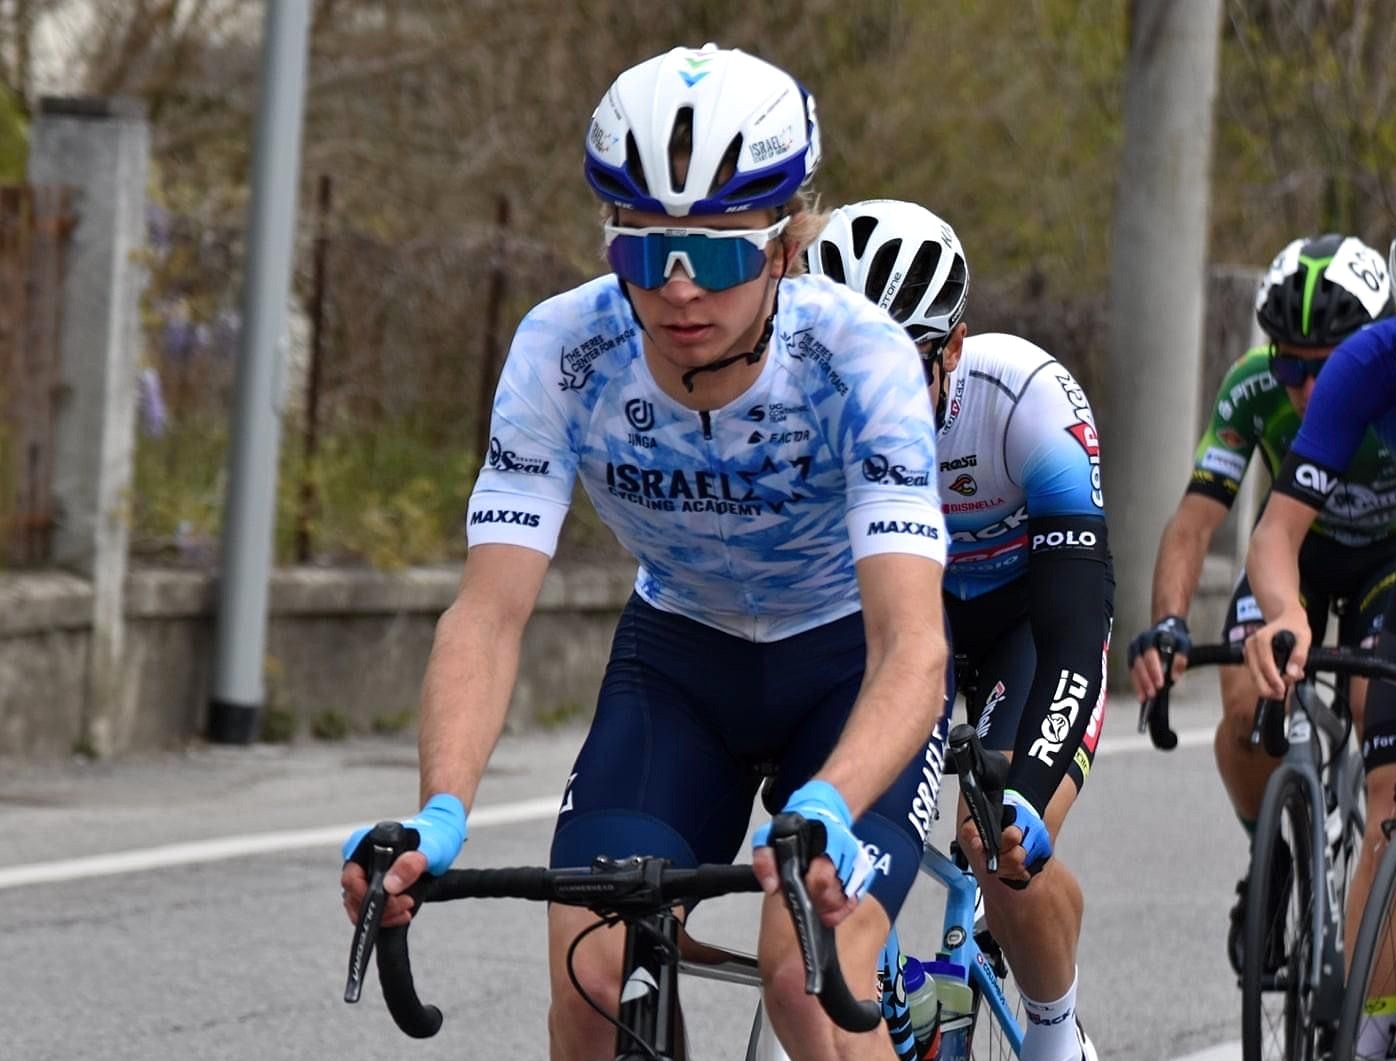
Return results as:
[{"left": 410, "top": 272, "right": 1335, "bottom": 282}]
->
[
  {"left": 296, "top": 173, "right": 331, "bottom": 563},
  {"left": 208, "top": 0, "right": 311, "bottom": 743}
]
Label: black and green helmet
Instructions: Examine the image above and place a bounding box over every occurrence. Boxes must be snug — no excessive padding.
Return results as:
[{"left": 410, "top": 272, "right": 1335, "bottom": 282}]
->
[{"left": 1255, "top": 233, "right": 1393, "bottom": 347}]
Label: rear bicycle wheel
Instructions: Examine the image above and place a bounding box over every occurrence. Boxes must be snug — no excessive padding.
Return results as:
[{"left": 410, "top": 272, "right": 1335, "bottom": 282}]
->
[
  {"left": 1335, "top": 822, "right": 1396, "bottom": 1061},
  {"left": 966, "top": 924, "right": 1023, "bottom": 1060},
  {"left": 1242, "top": 767, "right": 1318, "bottom": 1061}
]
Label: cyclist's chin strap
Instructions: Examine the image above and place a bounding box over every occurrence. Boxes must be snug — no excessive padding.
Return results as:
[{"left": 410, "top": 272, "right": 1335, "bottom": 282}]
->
[
  {"left": 681, "top": 281, "right": 781, "bottom": 394},
  {"left": 923, "top": 338, "right": 950, "bottom": 430}
]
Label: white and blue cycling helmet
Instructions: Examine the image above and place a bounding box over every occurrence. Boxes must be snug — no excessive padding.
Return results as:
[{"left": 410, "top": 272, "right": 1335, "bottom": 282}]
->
[{"left": 584, "top": 43, "right": 822, "bottom": 217}]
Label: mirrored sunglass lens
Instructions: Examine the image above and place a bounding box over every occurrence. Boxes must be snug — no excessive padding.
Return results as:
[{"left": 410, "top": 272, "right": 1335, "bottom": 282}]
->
[
  {"left": 1271, "top": 355, "right": 1323, "bottom": 386},
  {"left": 607, "top": 232, "right": 768, "bottom": 291}
]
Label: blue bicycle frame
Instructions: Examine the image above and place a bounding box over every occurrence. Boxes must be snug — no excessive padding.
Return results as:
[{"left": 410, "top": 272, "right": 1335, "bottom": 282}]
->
[{"left": 917, "top": 843, "right": 1025, "bottom": 1055}]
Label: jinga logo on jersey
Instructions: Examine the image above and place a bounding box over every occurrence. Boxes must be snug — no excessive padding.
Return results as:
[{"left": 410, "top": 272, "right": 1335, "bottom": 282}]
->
[
  {"left": 1029, "top": 669, "right": 1089, "bottom": 766},
  {"left": 624, "top": 398, "right": 655, "bottom": 432},
  {"left": 488, "top": 437, "right": 551, "bottom": 475},
  {"left": 1030, "top": 528, "right": 1098, "bottom": 552},
  {"left": 948, "top": 473, "right": 977, "bottom": 496},
  {"left": 939, "top": 454, "right": 977, "bottom": 471},
  {"left": 867, "top": 519, "right": 940, "bottom": 539},
  {"left": 862, "top": 454, "right": 931, "bottom": 486},
  {"left": 469, "top": 508, "right": 542, "bottom": 527},
  {"left": 1295, "top": 462, "right": 1336, "bottom": 496}
]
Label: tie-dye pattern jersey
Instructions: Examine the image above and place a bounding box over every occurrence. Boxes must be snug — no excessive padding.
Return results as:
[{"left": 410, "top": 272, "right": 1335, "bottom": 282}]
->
[{"left": 467, "top": 273, "right": 946, "bottom": 641}]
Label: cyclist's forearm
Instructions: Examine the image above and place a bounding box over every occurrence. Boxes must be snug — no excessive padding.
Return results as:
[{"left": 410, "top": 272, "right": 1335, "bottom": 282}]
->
[
  {"left": 417, "top": 602, "right": 523, "bottom": 809},
  {"left": 1150, "top": 498, "right": 1221, "bottom": 620},
  {"left": 1246, "top": 506, "right": 1310, "bottom": 622},
  {"left": 816, "top": 624, "right": 946, "bottom": 817}
]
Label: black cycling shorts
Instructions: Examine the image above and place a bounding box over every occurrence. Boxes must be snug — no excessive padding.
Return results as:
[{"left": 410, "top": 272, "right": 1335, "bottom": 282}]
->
[
  {"left": 944, "top": 578, "right": 1110, "bottom": 794},
  {"left": 549, "top": 594, "right": 954, "bottom": 921},
  {"left": 1221, "top": 532, "right": 1396, "bottom": 649},
  {"left": 1221, "top": 533, "right": 1396, "bottom": 771}
]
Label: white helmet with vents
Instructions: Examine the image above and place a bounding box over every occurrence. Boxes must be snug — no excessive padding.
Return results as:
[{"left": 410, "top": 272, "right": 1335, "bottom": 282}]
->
[
  {"left": 584, "top": 43, "right": 821, "bottom": 218},
  {"left": 810, "top": 199, "right": 969, "bottom": 348}
]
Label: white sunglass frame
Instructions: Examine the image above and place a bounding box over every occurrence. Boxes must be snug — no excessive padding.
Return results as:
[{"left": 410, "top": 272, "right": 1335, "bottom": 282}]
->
[{"left": 602, "top": 216, "right": 790, "bottom": 289}]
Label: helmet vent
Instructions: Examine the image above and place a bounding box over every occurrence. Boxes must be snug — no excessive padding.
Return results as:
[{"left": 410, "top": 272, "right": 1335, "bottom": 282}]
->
[
  {"left": 818, "top": 242, "right": 847, "bottom": 285},
  {"left": 850, "top": 216, "right": 877, "bottom": 259},
  {"left": 888, "top": 241, "right": 941, "bottom": 321},
  {"left": 930, "top": 255, "right": 969, "bottom": 318},
  {"left": 624, "top": 132, "right": 649, "bottom": 196},
  {"left": 669, "top": 107, "right": 695, "bottom": 193},
  {"left": 865, "top": 239, "right": 902, "bottom": 305},
  {"left": 711, "top": 134, "right": 744, "bottom": 197}
]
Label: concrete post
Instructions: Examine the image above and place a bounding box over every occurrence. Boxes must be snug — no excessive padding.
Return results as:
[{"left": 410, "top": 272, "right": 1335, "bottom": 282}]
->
[
  {"left": 1102, "top": 1, "right": 1223, "bottom": 687},
  {"left": 26, "top": 97, "right": 149, "bottom": 756}
]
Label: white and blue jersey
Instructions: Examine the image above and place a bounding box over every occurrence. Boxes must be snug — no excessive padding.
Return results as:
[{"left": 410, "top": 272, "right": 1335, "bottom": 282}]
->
[
  {"left": 467, "top": 272, "right": 947, "bottom": 641},
  {"left": 936, "top": 333, "right": 1105, "bottom": 600}
]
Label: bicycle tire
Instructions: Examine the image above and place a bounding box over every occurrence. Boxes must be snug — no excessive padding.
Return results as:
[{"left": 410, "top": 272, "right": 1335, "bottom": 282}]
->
[
  {"left": 967, "top": 925, "right": 1024, "bottom": 1060},
  {"left": 1335, "top": 822, "right": 1396, "bottom": 1060},
  {"left": 1242, "top": 766, "right": 1318, "bottom": 1061}
]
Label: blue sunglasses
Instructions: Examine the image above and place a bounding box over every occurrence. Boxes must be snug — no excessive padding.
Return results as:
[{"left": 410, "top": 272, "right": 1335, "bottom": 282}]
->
[
  {"left": 1269, "top": 350, "right": 1328, "bottom": 387},
  {"left": 604, "top": 217, "right": 789, "bottom": 292}
]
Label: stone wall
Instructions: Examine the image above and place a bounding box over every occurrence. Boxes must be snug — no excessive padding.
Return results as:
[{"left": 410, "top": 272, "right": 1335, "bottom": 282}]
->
[{"left": 0, "top": 563, "right": 636, "bottom": 759}]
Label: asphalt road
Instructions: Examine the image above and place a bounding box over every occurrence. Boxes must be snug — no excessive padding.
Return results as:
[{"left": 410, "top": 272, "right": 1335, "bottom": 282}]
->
[{"left": 0, "top": 683, "right": 1246, "bottom": 1061}]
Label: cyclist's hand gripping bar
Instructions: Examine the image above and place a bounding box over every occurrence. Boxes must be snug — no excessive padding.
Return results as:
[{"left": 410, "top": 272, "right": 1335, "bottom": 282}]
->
[
  {"left": 1250, "top": 630, "right": 1296, "bottom": 759},
  {"left": 768, "top": 812, "right": 882, "bottom": 1033},
  {"left": 343, "top": 821, "right": 442, "bottom": 1038},
  {"left": 1138, "top": 630, "right": 1180, "bottom": 750},
  {"left": 948, "top": 723, "right": 1010, "bottom": 872}
]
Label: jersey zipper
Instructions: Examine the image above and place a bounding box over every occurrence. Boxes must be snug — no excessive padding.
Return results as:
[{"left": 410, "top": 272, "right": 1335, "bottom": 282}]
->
[{"left": 700, "top": 410, "right": 712, "bottom": 439}]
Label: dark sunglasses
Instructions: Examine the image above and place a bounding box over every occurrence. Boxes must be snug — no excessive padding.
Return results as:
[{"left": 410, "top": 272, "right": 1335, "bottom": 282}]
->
[
  {"left": 603, "top": 218, "right": 788, "bottom": 292},
  {"left": 1269, "top": 351, "right": 1328, "bottom": 387}
]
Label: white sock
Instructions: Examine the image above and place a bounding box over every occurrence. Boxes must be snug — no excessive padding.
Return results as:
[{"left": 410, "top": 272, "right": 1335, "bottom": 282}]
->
[
  {"left": 1355, "top": 1009, "right": 1396, "bottom": 1059},
  {"left": 1020, "top": 968, "right": 1081, "bottom": 1061}
]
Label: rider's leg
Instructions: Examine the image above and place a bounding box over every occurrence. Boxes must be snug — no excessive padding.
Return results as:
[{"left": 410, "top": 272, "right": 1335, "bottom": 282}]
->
[
  {"left": 1215, "top": 659, "right": 1280, "bottom": 825},
  {"left": 961, "top": 773, "right": 1082, "bottom": 1003},
  {"left": 760, "top": 894, "right": 898, "bottom": 1060},
  {"left": 547, "top": 902, "right": 632, "bottom": 1060}
]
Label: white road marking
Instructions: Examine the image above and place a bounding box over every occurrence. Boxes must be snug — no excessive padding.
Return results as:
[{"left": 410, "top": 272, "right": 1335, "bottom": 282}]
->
[
  {"left": 0, "top": 722, "right": 1214, "bottom": 890},
  {"left": 0, "top": 796, "right": 561, "bottom": 890},
  {"left": 1168, "top": 1042, "right": 1240, "bottom": 1061}
]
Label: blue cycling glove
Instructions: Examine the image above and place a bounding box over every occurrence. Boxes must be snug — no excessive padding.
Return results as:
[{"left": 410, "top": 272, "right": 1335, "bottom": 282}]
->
[
  {"left": 341, "top": 793, "right": 468, "bottom": 877},
  {"left": 1127, "top": 614, "right": 1192, "bottom": 669},
  {"left": 1000, "top": 789, "right": 1053, "bottom": 886},
  {"left": 753, "top": 780, "right": 876, "bottom": 900}
]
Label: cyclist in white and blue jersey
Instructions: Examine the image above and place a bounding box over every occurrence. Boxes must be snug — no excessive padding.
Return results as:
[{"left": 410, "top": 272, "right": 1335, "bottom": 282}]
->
[
  {"left": 340, "top": 46, "right": 951, "bottom": 1061},
  {"left": 812, "top": 200, "right": 1111, "bottom": 1061},
  {"left": 1245, "top": 242, "right": 1396, "bottom": 1051}
]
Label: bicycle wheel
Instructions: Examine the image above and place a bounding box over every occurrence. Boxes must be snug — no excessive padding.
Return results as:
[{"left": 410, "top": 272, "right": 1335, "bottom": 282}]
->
[
  {"left": 1335, "top": 822, "right": 1396, "bottom": 1061},
  {"left": 966, "top": 924, "right": 1024, "bottom": 1060},
  {"left": 1242, "top": 766, "right": 1318, "bottom": 1061}
]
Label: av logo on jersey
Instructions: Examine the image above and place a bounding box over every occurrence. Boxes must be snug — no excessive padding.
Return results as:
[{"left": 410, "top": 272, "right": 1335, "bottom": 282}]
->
[
  {"left": 1295, "top": 462, "right": 1336, "bottom": 496},
  {"left": 948, "top": 473, "right": 977, "bottom": 496}
]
